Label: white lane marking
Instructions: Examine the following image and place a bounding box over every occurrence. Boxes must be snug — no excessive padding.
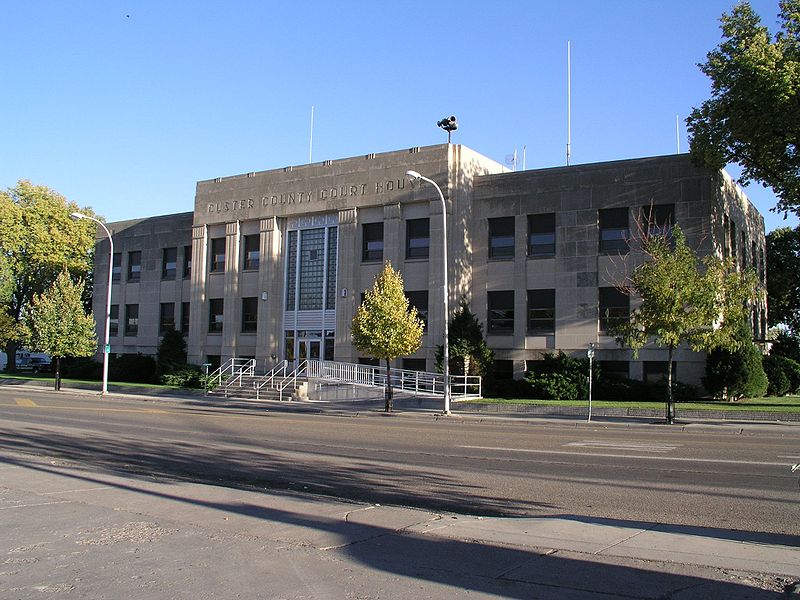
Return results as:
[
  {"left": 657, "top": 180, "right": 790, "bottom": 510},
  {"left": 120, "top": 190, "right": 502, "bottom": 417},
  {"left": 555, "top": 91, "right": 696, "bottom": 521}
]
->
[
  {"left": 0, "top": 500, "right": 72, "bottom": 510},
  {"left": 565, "top": 440, "right": 680, "bottom": 453},
  {"left": 458, "top": 445, "right": 792, "bottom": 467},
  {"left": 40, "top": 486, "right": 112, "bottom": 496}
]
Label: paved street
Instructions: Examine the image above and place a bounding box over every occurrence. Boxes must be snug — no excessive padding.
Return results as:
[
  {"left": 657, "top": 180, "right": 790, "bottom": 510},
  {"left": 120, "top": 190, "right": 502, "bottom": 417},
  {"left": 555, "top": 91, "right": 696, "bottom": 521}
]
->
[{"left": 1, "top": 385, "right": 799, "bottom": 597}]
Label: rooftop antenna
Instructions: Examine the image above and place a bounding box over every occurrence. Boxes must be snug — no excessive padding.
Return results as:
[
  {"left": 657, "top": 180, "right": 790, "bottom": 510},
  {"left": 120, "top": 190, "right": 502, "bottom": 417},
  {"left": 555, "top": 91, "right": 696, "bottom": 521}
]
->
[
  {"left": 675, "top": 114, "right": 680, "bottom": 154},
  {"left": 309, "top": 105, "right": 314, "bottom": 163},
  {"left": 437, "top": 115, "right": 458, "bottom": 143},
  {"left": 522, "top": 145, "right": 527, "bottom": 170},
  {"left": 505, "top": 148, "right": 518, "bottom": 171},
  {"left": 566, "top": 40, "right": 572, "bottom": 166}
]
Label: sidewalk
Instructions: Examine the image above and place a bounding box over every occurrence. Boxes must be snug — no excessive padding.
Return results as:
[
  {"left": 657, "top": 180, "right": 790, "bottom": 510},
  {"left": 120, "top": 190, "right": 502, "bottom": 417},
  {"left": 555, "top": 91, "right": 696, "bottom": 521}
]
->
[{"left": 1, "top": 449, "right": 797, "bottom": 599}]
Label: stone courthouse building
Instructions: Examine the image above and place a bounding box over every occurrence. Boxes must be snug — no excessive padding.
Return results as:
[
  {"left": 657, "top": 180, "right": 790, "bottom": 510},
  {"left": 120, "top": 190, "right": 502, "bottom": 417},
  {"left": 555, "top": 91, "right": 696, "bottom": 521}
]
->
[{"left": 91, "top": 143, "right": 767, "bottom": 386}]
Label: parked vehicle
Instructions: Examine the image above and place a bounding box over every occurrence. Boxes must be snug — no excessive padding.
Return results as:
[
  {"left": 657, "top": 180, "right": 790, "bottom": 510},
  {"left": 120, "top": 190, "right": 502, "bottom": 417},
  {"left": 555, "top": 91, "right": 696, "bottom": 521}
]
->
[{"left": 16, "top": 356, "right": 52, "bottom": 374}]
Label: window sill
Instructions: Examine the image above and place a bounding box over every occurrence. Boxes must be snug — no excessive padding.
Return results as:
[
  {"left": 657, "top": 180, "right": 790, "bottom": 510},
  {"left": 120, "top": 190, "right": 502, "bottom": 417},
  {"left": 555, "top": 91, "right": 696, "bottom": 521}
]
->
[
  {"left": 488, "top": 257, "right": 514, "bottom": 262},
  {"left": 404, "top": 257, "right": 430, "bottom": 262}
]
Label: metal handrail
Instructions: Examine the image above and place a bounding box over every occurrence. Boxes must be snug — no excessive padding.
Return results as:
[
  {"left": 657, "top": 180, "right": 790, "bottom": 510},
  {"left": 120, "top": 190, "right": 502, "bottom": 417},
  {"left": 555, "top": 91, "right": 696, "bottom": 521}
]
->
[
  {"left": 254, "top": 360, "right": 289, "bottom": 400},
  {"left": 221, "top": 359, "right": 256, "bottom": 396}
]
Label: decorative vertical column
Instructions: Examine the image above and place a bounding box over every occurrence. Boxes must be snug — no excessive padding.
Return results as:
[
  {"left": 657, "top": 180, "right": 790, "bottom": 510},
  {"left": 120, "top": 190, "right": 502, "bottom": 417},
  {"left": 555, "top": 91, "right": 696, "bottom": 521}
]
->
[
  {"left": 383, "top": 202, "right": 402, "bottom": 269},
  {"left": 222, "top": 221, "right": 240, "bottom": 359},
  {"left": 334, "top": 207, "right": 358, "bottom": 362},
  {"left": 187, "top": 224, "right": 207, "bottom": 365},
  {"left": 257, "top": 216, "right": 282, "bottom": 367}
]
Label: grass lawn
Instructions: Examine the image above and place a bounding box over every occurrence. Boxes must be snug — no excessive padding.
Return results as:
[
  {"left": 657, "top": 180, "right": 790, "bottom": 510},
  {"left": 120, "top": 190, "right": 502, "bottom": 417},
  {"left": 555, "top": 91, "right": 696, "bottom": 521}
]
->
[
  {"left": 0, "top": 372, "right": 191, "bottom": 391},
  {"left": 467, "top": 396, "right": 800, "bottom": 413}
]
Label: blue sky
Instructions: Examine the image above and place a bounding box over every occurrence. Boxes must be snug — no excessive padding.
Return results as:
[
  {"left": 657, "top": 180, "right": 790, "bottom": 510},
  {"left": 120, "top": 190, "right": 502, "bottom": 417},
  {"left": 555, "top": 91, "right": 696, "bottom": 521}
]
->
[{"left": 1, "top": 0, "right": 795, "bottom": 232}]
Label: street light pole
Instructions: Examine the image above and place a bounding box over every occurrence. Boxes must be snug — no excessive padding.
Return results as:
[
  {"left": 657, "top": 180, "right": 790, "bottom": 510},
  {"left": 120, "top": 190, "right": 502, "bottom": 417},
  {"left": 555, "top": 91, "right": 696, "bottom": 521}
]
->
[
  {"left": 587, "top": 342, "right": 596, "bottom": 422},
  {"left": 71, "top": 212, "right": 113, "bottom": 396},
  {"left": 405, "top": 170, "right": 450, "bottom": 415}
]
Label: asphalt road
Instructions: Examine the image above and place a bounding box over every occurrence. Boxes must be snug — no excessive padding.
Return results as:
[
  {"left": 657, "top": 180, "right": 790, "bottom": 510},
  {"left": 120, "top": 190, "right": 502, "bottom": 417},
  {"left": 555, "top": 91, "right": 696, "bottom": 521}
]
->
[{"left": 1, "top": 386, "right": 798, "bottom": 538}]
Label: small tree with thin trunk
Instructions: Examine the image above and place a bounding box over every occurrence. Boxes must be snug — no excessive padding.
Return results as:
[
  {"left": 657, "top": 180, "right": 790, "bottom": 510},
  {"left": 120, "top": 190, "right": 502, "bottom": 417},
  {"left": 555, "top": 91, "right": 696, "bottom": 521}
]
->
[
  {"left": 26, "top": 271, "right": 97, "bottom": 390},
  {"left": 613, "top": 226, "right": 757, "bottom": 423},
  {"left": 351, "top": 262, "right": 423, "bottom": 412}
]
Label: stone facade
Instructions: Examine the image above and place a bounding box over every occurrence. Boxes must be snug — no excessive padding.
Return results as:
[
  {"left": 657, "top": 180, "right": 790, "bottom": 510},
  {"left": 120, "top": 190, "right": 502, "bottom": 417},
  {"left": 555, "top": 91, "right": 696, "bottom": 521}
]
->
[{"left": 90, "top": 144, "right": 767, "bottom": 387}]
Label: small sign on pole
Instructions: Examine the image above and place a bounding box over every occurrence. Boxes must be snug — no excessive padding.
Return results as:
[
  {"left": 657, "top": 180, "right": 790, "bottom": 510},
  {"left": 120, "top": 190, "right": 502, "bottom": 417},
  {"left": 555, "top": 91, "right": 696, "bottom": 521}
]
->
[{"left": 587, "top": 343, "right": 596, "bottom": 422}]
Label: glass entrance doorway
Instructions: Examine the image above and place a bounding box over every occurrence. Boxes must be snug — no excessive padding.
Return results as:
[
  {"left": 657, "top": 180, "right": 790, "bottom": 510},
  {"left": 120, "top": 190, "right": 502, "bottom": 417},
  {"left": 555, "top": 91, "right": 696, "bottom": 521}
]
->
[{"left": 298, "top": 332, "right": 321, "bottom": 362}]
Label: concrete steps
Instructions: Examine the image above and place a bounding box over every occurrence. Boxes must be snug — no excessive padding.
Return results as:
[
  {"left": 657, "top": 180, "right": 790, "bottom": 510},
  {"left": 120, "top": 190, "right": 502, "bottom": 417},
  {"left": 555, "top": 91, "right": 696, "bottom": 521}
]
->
[{"left": 207, "top": 374, "right": 306, "bottom": 402}]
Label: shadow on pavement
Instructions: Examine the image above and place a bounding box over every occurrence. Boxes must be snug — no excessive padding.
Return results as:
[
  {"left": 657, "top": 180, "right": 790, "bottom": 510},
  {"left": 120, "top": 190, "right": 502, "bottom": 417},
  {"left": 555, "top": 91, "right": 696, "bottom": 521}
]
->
[{"left": 0, "top": 452, "right": 787, "bottom": 599}]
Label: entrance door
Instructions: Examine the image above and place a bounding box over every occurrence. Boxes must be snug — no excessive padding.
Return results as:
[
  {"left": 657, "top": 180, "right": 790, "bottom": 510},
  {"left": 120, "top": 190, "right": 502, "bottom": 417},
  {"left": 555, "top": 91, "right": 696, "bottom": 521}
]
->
[{"left": 299, "top": 339, "right": 321, "bottom": 361}]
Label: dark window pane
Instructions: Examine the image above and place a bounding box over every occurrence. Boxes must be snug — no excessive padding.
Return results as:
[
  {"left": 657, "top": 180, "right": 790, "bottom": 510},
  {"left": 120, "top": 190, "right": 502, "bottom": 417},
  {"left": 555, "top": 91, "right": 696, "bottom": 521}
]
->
[
  {"left": 109, "top": 304, "right": 119, "bottom": 336},
  {"left": 599, "top": 287, "right": 629, "bottom": 331},
  {"left": 599, "top": 361, "right": 629, "bottom": 378},
  {"left": 406, "top": 218, "right": 430, "bottom": 259},
  {"left": 125, "top": 304, "right": 139, "bottom": 336},
  {"left": 209, "top": 298, "right": 224, "bottom": 333},
  {"left": 127, "top": 251, "right": 141, "bottom": 282},
  {"left": 159, "top": 302, "right": 175, "bottom": 333},
  {"left": 488, "top": 290, "right": 514, "bottom": 334},
  {"left": 489, "top": 217, "right": 515, "bottom": 259},
  {"left": 403, "top": 358, "right": 427, "bottom": 372},
  {"left": 210, "top": 238, "right": 226, "bottom": 273},
  {"left": 527, "top": 289, "right": 555, "bottom": 334},
  {"left": 181, "top": 302, "right": 190, "bottom": 335},
  {"left": 405, "top": 290, "right": 428, "bottom": 330},
  {"left": 162, "top": 247, "right": 177, "bottom": 280},
  {"left": 241, "top": 297, "right": 258, "bottom": 333},
  {"left": 599, "top": 208, "right": 629, "bottom": 253},
  {"left": 362, "top": 223, "right": 383, "bottom": 262},
  {"left": 527, "top": 214, "right": 556, "bottom": 257},
  {"left": 642, "top": 204, "right": 674, "bottom": 239},
  {"left": 112, "top": 253, "right": 122, "bottom": 283},
  {"left": 183, "top": 245, "right": 192, "bottom": 278},
  {"left": 243, "top": 234, "right": 260, "bottom": 270}
]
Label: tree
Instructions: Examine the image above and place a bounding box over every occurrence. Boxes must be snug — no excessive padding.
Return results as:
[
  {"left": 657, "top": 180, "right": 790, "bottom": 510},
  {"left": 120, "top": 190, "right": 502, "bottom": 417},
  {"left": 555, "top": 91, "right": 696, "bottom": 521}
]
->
[
  {"left": 614, "top": 226, "right": 758, "bottom": 423},
  {"left": 703, "top": 317, "right": 768, "bottom": 401},
  {"left": 687, "top": 1, "right": 800, "bottom": 216},
  {"left": 351, "top": 262, "right": 424, "bottom": 412},
  {"left": 766, "top": 226, "right": 800, "bottom": 331},
  {"left": 157, "top": 328, "right": 188, "bottom": 376},
  {"left": 0, "top": 181, "right": 97, "bottom": 371},
  {"left": 435, "top": 299, "right": 494, "bottom": 379},
  {"left": 26, "top": 271, "right": 97, "bottom": 390}
]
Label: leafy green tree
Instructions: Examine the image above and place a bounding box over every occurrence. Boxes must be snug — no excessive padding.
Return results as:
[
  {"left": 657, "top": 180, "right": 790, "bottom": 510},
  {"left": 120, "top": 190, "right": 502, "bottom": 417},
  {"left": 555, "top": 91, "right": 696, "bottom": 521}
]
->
[
  {"left": 703, "top": 317, "right": 768, "bottom": 401},
  {"left": 0, "top": 181, "right": 97, "bottom": 371},
  {"left": 687, "top": 1, "right": 800, "bottom": 216},
  {"left": 157, "top": 328, "right": 188, "bottom": 377},
  {"left": 766, "top": 226, "right": 800, "bottom": 331},
  {"left": 762, "top": 353, "right": 800, "bottom": 395},
  {"left": 351, "top": 262, "right": 424, "bottom": 412},
  {"left": 770, "top": 329, "right": 800, "bottom": 362},
  {"left": 435, "top": 299, "right": 494, "bottom": 379},
  {"left": 614, "top": 226, "right": 758, "bottom": 423},
  {"left": 26, "top": 271, "right": 96, "bottom": 390}
]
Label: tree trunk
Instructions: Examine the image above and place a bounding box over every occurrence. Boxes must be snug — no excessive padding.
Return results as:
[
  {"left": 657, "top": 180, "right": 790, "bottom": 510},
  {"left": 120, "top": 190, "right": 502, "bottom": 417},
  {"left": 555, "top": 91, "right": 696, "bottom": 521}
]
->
[
  {"left": 666, "top": 345, "right": 675, "bottom": 424},
  {"left": 384, "top": 359, "right": 393, "bottom": 413},
  {"left": 5, "top": 342, "right": 18, "bottom": 374},
  {"left": 54, "top": 356, "right": 61, "bottom": 391}
]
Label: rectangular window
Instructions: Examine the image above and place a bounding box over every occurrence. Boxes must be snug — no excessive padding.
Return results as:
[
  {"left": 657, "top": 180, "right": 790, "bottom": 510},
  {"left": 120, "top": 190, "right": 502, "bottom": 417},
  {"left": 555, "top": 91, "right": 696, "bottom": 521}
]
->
[
  {"left": 112, "top": 253, "right": 122, "bottom": 283},
  {"left": 643, "top": 361, "right": 676, "bottom": 383},
  {"left": 599, "top": 208, "right": 629, "bottom": 253},
  {"left": 362, "top": 222, "right": 383, "bottom": 262},
  {"left": 527, "top": 289, "right": 555, "bottom": 334},
  {"left": 599, "top": 287, "right": 629, "bottom": 332},
  {"left": 210, "top": 237, "right": 226, "bottom": 273},
  {"left": 358, "top": 357, "right": 380, "bottom": 366},
  {"left": 493, "top": 359, "right": 514, "bottom": 380},
  {"left": 209, "top": 298, "right": 224, "bottom": 333},
  {"left": 406, "top": 218, "right": 430, "bottom": 259},
  {"left": 124, "top": 304, "right": 139, "bottom": 336},
  {"left": 162, "top": 247, "right": 177, "bottom": 280},
  {"left": 326, "top": 227, "right": 338, "bottom": 310},
  {"left": 527, "top": 213, "right": 556, "bottom": 257},
  {"left": 488, "top": 290, "right": 514, "bottom": 334},
  {"left": 405, "top": 291, "right": 428, "bottom": 330},
  {"left": 599, "top": 361, "right": 629, "bottom": 379},
  {"left": 127, "top": 251, "right": 141, "bottom": 282},
  {"left": 109, "top": 304, "right": 119, "bottom": 336},
  {"left": 243, "top": 234, "right": 260, "bottom": 270},
  {"left": 489, "top": 216, "right": 515, "bottom": 259},
  {"left": 729, "top": 220, "right": 737, "bottom": 259},
  {"left": 241, "top": 297, "right": 258, "bottom": 333},
  {"left": 642, "top": 204, "right": 674, "bottom": 239},
  {"left": 324, "top": 330, "right": 335, "bottom": 361},
  {"left": 183, "top": 245, "right": 192, "bottom": 278},
  {"left": 159, "top": 302, "right": 175, "bottom": 333},
  {"left": 284, "top": 330, "right": 295, "bottom": 362},
  {"left": 181, "top": 302, "right": 190, "bottom": 335},
  {"left": 403, "top": 358, "right": 427, "bottom": 372}
]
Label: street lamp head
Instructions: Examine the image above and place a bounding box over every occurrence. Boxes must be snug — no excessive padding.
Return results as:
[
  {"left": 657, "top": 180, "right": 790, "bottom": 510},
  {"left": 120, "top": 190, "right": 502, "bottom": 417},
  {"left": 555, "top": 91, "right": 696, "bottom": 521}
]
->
[
  {"left": 70, "top": 212, "right": 86, "bottom": 220},
  {"left": 405, "top": 170, "right": 422, "bottom": 181}
]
